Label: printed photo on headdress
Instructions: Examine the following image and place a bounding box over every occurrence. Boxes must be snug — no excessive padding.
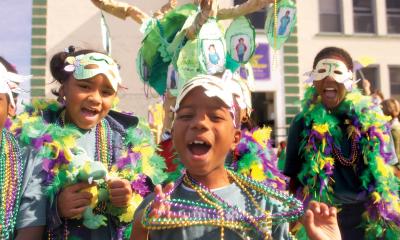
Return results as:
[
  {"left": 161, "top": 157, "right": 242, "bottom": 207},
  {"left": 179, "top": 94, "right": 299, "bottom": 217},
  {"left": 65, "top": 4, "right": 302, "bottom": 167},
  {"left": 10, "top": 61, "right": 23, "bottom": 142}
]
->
[
  {"left": 136, "top": 48, "right": 149, "bottom": 82},
  {"left": 277, "top": 8, "right": 294, "bottom": 37},
  {"left": 226, "top": 17, "right": 256, "bottom": 64},
  {"left": 202, "top": 39, "right": 225, "bottom": 74},
  {"left": 231, "top": 35, "right": 251, "bottom": 63},
  {"left": 167, "top": 64, "right": 179, "bottom": 96}
]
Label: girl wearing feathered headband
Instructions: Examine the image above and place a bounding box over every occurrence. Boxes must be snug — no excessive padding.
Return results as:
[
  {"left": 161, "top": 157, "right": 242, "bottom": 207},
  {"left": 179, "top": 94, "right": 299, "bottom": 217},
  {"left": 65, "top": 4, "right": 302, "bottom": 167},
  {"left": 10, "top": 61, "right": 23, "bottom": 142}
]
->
[{"left": 11, "top": 47, "right": 167, "bottom": 239}]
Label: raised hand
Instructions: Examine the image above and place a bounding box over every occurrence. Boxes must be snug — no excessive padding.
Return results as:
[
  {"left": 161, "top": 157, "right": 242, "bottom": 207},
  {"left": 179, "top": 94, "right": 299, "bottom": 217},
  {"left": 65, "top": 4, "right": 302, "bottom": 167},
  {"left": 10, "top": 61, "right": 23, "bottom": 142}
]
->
[
  {"left": 57, "top": 182, "right": 93, "bottom": 218},
  {"left": 130, "top": 182, "right": 174, "bottom": 240},
  {"left": 149, "top": 183, "right": 174, "bottom": 218},
  {"left": 302, "top": 201, "right": 342, "bottom": 240}
]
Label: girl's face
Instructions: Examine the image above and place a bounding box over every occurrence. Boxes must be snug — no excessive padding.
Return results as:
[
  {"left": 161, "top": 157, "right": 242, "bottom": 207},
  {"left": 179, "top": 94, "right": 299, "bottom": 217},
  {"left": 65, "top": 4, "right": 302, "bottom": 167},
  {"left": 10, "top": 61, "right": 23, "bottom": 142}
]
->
[
  {"left": 0, "top": 93, "right": 12, "bottom": 128},
  {"left": 313, "top": 55, "right": 349, "bottom": 110},
  {"left": 61, "top": 74, "right": 116, "bottom": 129},
  {"left": 172, "top": 87, "right": 240, "bottom": 183}
]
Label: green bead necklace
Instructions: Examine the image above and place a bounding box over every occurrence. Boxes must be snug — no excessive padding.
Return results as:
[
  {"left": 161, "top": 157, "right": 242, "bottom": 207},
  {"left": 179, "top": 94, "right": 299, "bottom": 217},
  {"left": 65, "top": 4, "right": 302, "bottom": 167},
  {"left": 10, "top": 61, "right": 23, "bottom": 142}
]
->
[{"left": 0, "top": 129, "right": 25, "bottom": 239}]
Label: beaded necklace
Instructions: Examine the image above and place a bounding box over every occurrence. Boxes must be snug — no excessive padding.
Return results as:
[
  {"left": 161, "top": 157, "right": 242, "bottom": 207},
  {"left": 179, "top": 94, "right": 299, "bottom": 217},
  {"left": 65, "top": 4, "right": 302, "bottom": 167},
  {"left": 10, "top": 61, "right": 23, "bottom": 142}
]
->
[
  {"left": 166, "top": 127, "right": 288, "bottom": 192},
  {"left": 297, "top": 87, "right": 400, "bottom": 238},
  {"left": 59, "top": 110, "right": 113, "bottom": 169},
  {"left": 12, "top": 100, "right": 167, "bottom": 239},
  {"left": 143, "top": 169, "right": 303, "bottom": 240},
  {"left": 0, "top": 129, "right": 25, "bottom": 240},
  {"left": 331, "top": 129, "right": 359, "bottom": 167},
  {"left": 58, "top": 111, "right": 113, "bottom": 237}
]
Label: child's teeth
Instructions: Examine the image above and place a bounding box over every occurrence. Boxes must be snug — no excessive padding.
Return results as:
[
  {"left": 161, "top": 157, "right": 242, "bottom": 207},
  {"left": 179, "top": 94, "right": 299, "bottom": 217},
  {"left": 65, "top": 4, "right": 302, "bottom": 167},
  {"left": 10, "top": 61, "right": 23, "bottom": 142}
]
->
[{"left": 194, "top": 140, "right": 205, "bottom": 144}]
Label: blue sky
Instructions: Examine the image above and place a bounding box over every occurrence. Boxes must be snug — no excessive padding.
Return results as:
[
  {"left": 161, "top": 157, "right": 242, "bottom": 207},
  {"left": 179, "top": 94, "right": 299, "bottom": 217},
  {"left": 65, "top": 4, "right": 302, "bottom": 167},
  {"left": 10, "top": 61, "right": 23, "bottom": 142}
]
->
[
  {"left": 0, "top": 0, "right": 32, "bottom": 75},
  {"left": 0, "top": 0, "right": 32, "bottom": 102}
]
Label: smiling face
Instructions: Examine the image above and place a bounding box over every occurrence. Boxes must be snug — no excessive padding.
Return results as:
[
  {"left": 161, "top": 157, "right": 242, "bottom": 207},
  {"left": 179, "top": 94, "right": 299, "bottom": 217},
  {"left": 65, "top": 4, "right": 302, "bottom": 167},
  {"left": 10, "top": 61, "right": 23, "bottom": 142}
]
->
[
  {"left": 313, "top": 55, "right": 350, "bottom": 110},
  {"left": 172, "top": 87, "right": 241, "bottom": 186},
  {"left": 61, "top": 74, "right": 116, "bottom": 129}
]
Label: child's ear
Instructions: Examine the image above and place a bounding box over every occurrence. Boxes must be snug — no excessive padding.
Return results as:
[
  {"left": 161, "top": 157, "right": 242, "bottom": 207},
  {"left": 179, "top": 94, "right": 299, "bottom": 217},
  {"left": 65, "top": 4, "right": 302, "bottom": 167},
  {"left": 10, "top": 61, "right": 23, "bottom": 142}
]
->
[
  {"left": 57, "top": 86, "right": 66, "bottom": 104},
  {"left": 230, "top": 129, "right": 241, "bottom": 150},
  {"left": 59, "top": 85, "right": 65, "bottom": 98},
  {"left": 8, "top": 104, "right": 16, "bottom": 117}
]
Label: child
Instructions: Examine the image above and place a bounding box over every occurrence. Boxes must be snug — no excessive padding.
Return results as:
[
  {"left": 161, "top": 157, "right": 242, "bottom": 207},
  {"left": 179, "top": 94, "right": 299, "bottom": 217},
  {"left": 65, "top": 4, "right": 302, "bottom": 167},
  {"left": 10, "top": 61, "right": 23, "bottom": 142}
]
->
[
  {"left": 278, "top": 10, "right": 291, "bottom": 36},
  {"left": 235, "top": 38, "right": 247, "bottom": 62},
  {"left": 207, "top": 44, "right": 224, "bottom": 75},
  {"left": 284, "top": 47, "right": 400, "bottom": 239},
  {"left": 0, "top": 60, "right": 45, "bottom": 239},
  {"left": 382, "top": 98, "right": 400, "bottom": 166},
  {"left": 13, "top": 47, "right": 166, "bottom": 239},
  {"left": 208, "top": 44, "right": 220, "bottom": 65},
  {"left": 132, "top": 74, "right": 341, "bottom": 240}
]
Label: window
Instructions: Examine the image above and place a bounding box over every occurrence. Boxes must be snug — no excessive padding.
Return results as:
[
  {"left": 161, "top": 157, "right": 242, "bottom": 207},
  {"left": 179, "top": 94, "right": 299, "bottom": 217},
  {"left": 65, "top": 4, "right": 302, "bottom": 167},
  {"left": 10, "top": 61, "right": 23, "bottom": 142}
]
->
[
  {"left": 356, "top": 65, "right": 380, "bottom": 92},
  {"left": 319, "top": 0, "right": 342, "bottom": 32},
  {"left": 387, "top": 0, "right": 400, "bottom": 34},
  {"left": 234, "top": 0, "right": 267, "bottom": 29},
  {"left": 390, "top": 66, "right": 400, "bottom": 100},
  {"left": 353, "top": 0, "right": 375, "bottom": 33}
]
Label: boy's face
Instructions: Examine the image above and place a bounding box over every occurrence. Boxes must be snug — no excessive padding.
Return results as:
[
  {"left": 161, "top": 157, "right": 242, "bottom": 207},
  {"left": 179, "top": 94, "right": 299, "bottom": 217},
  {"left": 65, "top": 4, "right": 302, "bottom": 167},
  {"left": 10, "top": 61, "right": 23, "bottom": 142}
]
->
[
  {"left": 0, "top": 93, "right": 12, "bottom": 128},
  {"left": 61, "top": 74, "right": 116, "bottom": 129},
  {"left": 313, "top": 55, "right": 348, "bottom": 110},
  {"left": 209, "top": 45, "right": 215, "bottom": 52},
  {"left": 172, "top": 87, "right": 241, "bottom": 178}
]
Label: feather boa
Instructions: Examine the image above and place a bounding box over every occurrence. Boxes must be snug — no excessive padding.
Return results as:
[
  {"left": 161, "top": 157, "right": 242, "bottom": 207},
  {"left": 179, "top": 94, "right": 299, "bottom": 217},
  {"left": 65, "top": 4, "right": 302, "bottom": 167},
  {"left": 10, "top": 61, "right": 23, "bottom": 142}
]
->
[
  {"left": 11, "top": 99, "right": 167, "bottom": 227},
  {"left": 297, "top": 87, "right": 400, "bottom": 239},
  {"left": 167, "top": 127, "right": 287, "bottom": 189}
]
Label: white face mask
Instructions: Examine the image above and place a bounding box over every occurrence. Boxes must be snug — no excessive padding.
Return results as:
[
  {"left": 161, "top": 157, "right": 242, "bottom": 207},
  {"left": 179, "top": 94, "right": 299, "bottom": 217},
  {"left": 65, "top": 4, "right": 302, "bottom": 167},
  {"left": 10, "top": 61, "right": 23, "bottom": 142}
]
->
[
  {"left": 313, "top": 58, "right": 353, "bottom": 82},
  {"left": 308, "top": 58, "right": 356, "bottom": 91},
  {"left": 0, "top": 63, "right": 30, "bottom": 107}
]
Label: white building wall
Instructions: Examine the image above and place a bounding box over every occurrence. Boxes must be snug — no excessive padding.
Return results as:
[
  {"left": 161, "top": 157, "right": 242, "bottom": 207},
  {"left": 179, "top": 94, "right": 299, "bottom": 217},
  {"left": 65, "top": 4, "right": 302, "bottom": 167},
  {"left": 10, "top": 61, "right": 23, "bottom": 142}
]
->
[
  {"left": 46, "top": 0, "right": 201, "bottom": 117},
  {"left": 46, "top": 0, "right": 286, "bottom": 142},
  {"left": 296, "top": 0, "right": 400, "bottom": 98}
]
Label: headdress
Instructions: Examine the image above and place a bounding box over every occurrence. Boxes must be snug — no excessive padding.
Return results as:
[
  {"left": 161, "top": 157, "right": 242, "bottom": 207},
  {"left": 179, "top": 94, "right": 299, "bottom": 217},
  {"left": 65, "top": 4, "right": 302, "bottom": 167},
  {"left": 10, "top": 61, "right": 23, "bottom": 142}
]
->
[
  {"left": 173, "top": 74, "right": 234, "bottom": 112},
  {"left": 172, "top": 71, "right": 251, "bottom": 128},
  {"left": 64, "top": 52, "right": 121, "bottom": 91},
  {"left": 0, "top": 62, "right": 30, "bottom": 107}
]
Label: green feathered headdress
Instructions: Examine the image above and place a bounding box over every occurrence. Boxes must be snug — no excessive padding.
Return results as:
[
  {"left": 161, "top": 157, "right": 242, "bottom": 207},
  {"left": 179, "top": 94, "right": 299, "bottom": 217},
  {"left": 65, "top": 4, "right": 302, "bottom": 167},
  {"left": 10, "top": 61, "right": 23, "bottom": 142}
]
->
[{"left": 136, "top": 4, "right": 197, "bottom": 95}]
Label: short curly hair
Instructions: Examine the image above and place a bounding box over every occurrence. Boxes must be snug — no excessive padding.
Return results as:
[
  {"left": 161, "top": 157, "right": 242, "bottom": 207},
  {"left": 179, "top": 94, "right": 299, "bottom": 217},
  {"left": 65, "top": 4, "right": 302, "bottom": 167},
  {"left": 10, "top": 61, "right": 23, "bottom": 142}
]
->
[
  {"left": 312, "top": 47, "right": 353, "bottom": 70},
  {"left": 382, "top": 98, "right": 400, "bottom": 118}
]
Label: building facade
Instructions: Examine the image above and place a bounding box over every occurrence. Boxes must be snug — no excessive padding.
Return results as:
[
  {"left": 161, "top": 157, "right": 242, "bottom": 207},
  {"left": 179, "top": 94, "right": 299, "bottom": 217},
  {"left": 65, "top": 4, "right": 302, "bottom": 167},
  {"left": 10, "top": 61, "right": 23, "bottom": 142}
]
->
[
  {"left": 29, "top": 0, "right": 400, "bottom": 143},
  {"left": 29, "top": 0, "right": 288, "bottom": 143},
  {"left": 296, "top": 0, "right": 400, "bottom": 100}
]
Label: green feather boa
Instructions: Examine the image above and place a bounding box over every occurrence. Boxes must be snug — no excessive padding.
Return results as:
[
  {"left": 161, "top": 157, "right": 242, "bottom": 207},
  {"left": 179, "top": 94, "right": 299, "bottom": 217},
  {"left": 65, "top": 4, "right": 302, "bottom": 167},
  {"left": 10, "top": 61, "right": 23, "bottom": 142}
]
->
[{"left": 296, "top": 87, "right": 400, "bottom": 239}]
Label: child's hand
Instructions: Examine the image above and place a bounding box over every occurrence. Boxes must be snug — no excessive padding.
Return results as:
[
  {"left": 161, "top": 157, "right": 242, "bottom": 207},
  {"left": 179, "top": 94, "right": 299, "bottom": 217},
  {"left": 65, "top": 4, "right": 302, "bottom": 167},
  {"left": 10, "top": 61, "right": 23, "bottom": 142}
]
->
[
  {"left": 302, "top": 201, "right": 341, "bottom": 240},
  {"left": 108, "top": 178, "right": 132, "bottom": 207},
  {"left": 130, "top": 183, "right": 174, "bottom": 240},
  {"left": 149, "top": 183, "right": 174, "bottom": 218},
  {"left": 57, "top": 182, "right": 93, "bottom": 218}
]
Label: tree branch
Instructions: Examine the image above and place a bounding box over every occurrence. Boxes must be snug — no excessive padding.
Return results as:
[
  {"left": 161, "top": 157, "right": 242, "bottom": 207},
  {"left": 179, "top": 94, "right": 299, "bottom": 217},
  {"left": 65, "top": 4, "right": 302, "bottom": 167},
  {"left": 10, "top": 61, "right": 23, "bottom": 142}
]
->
[
  {"left": 91, "top": 0, "right": 149, "bottom": 24},
  {"left": 153, "top": 0, "right": 178, "bottom": 19},
  {"left": 186, "top": 0, "right": 218, "bottom": 40},
  {"left": 217, "top": 0, "right": 273, "bottom": 20}
]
